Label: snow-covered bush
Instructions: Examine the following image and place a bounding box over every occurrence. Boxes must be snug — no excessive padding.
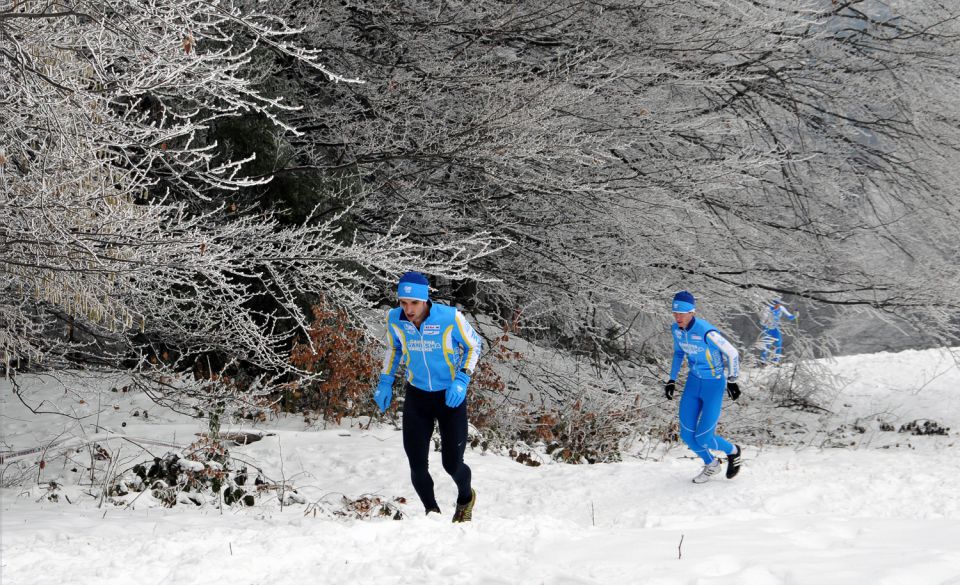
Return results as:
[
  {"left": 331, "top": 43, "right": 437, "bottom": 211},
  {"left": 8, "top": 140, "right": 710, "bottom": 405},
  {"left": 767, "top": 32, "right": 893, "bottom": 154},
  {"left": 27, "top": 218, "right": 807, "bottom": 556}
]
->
[
  {"left": 124, "top": 437, "right": 264, "bottom": 508},
  {"left": 465, "top": 327, "right": 663, "bottom": 464}
]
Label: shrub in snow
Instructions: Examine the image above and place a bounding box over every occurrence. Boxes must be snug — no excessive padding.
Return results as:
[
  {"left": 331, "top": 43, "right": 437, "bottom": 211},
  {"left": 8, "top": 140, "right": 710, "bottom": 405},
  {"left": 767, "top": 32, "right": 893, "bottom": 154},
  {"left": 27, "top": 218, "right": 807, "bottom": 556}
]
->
[
  {"left": 899, "top": 420, "right": 950, "bottom": 436},
  {"left": 751, "top": 359, "right": 839, "bottom": 413},
  {"left": 304, "top": 495, "right": 406, "bottom": 520},
  {"left": 284, "top": 302, "right": 380, "bottom": 423},
  {"left": 463, "top": 329, "right": 663, "bottom": 464},
  {"left": 126, "top": 439, "right": 264, "bottom": 508}
]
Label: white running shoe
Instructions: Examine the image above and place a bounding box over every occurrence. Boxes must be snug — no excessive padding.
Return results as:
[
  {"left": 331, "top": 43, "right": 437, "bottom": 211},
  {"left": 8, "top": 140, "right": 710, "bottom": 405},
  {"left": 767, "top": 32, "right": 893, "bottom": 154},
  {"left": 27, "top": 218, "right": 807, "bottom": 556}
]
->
[{"left": 692, "top": 458, "right": 722, "bottom": 484}]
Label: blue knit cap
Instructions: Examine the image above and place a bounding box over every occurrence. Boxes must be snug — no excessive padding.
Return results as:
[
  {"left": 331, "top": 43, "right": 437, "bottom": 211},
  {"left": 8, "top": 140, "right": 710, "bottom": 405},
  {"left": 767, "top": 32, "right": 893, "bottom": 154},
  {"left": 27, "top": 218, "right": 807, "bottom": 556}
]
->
[
  {"left": 398, "top": 271, "right": 429, "bottom": 301},
  {"left": 671, "top": 290, "right": 696, "bottom": 313}
]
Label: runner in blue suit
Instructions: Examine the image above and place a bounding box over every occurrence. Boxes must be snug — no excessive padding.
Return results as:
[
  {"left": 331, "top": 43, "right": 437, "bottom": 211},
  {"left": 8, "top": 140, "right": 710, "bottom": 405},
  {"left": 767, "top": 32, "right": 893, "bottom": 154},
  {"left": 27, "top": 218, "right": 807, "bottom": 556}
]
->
[
  {"left": 373, "top": 271, "right": 482, "bottom": 522},
  {"left": 664, "top": 291, "right": 743, "bottom": 483},
  {"left": 759, "top": 299, "right": 796, "bottom": 364}
]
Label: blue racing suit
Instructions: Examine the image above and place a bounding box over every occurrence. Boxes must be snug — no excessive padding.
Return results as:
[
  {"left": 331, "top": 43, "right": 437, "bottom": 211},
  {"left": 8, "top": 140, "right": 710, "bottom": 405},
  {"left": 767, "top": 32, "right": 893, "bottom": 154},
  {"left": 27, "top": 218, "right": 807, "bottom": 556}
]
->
[
  {"left": 759, "top": 303, "right": 796, "bottom": 364},
  {"left": 670, "top": 317, "right": 740, "bottom": 464}
]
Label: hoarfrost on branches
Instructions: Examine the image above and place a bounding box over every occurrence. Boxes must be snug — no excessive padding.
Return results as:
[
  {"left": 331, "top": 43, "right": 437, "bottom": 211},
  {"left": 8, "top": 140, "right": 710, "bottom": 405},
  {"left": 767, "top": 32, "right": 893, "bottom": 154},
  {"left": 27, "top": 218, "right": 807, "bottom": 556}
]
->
[{"left": 0, "top": 1, "right": 504, "bottom": 395}]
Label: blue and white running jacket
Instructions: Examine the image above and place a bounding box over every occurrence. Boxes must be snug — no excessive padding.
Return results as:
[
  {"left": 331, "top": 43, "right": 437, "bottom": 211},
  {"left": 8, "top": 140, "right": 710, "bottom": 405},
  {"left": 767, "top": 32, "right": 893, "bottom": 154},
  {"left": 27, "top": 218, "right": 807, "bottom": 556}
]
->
[
  {"left": 670, "top": 317, "right": 740, "bottom": 381},
  {"left": 381, "top": 303, "right": 483, "bottom": 392},
  {"left": 760, "top": 304, "right": 796, "bottom": 330}
]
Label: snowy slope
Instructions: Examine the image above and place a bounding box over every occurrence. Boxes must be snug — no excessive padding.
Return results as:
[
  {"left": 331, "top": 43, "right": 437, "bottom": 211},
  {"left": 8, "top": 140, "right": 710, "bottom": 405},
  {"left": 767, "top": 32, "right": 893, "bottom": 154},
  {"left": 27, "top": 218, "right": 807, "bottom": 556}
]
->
[{"left": 2, "top": 348, "right": 959, "bottom": 585}]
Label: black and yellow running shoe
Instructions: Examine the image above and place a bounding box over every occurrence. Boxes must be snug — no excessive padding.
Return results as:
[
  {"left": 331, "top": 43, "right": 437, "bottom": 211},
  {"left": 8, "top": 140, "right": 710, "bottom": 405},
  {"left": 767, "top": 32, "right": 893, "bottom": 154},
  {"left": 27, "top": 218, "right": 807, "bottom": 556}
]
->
[{"left": 452, "top": 489, "right": 477, "bottom": 523}]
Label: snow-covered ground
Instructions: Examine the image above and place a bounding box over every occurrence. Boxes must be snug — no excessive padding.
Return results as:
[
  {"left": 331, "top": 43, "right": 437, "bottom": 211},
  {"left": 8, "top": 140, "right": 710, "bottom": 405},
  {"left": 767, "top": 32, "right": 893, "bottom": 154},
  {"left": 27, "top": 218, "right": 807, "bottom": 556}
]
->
[{"left": 2, "top": 348, "right": 959, "bottom": 585}]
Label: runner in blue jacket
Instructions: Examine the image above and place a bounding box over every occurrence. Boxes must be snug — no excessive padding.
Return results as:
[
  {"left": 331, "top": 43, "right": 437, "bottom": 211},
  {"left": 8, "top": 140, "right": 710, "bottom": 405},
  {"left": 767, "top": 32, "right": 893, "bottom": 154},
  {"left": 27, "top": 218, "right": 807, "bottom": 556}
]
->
[
  {"left": 759, "top": 298, "right": 796, "bottom": 364},
  {"left": 373, "top": 271, "right": 482, "bottom": 521},
  {"left": 664, "top": 290, "right": 743, "bottom": 483}
]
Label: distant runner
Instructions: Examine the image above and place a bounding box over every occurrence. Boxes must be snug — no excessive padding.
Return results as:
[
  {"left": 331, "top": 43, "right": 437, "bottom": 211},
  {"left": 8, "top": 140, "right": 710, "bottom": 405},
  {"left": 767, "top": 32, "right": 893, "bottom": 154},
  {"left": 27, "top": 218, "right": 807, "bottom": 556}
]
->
[{"left": 759, "top": 298, "right": 797, "bottom": 365}]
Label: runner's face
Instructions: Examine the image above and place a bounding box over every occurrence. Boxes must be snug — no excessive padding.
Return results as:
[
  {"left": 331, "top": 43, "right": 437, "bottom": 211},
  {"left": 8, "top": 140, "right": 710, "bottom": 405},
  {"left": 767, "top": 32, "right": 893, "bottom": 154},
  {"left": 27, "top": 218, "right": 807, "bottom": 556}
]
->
[
  {"left": 400, "top": 299, "right": 428, "bottom": 324},
  {"left": 673, "top": 311, "right": 694, "bottom": 328}
]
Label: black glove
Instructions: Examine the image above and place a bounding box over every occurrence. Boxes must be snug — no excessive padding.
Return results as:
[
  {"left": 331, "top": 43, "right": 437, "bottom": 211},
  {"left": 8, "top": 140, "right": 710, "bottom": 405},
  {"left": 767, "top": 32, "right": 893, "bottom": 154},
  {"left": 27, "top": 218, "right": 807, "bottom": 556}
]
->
[
  {"left": 726, "top": 381, "right": 741, "bottom": 401},
  {"left": 664, "top": 380, "right": 676, "bottom": 400}
]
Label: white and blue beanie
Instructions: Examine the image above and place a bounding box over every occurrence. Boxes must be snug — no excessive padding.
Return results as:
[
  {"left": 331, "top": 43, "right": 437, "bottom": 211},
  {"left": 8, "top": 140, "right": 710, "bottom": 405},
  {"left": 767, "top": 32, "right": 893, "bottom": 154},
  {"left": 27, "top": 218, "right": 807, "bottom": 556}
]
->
[
  {"left": 398, "top": 272, "right": 430, "bottom": 301},
  {"left": 671, "top": 290, "right": 696, "bottom": 313}
]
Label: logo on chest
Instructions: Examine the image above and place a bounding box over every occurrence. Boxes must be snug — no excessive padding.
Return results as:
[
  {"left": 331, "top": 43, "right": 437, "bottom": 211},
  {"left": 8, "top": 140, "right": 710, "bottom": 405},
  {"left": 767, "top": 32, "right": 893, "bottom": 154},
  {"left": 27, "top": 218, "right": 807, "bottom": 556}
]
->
[
  {"left": 675, "top": 330, "right": 704, "bottom": 343},
  {"left": 423, "top": 324, "right": 441, "bottom": 335},
  {"left": 409, "top": 339, "right": 442, "bottom": 353}
]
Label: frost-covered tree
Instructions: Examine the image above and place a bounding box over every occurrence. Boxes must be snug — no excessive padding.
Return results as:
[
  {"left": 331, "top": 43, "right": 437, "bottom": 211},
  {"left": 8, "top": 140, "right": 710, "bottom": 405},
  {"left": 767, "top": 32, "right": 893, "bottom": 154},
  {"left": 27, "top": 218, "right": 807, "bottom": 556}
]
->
[
  {"left": 271, "top": 0, "right": 960, "bottom": 367},
  {"left": 0, "top": 0, "right": 503, "bottom": 393}
]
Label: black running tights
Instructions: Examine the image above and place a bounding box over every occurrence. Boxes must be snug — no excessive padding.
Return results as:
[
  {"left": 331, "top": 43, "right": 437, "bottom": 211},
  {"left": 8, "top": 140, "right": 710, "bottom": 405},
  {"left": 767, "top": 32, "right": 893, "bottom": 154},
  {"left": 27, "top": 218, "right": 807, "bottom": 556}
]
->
[{"left": 402, "top": 383, "right": 472, "bottom": 509}]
